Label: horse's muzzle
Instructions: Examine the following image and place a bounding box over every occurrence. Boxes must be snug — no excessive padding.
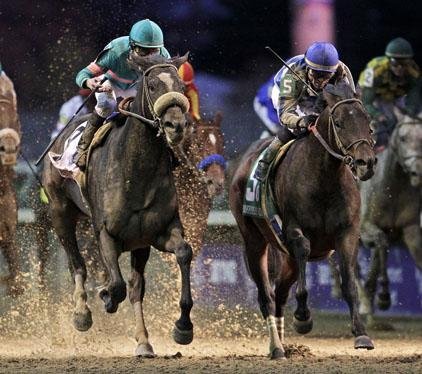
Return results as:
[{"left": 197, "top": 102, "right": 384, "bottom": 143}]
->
[{"left": 355, "top": 156, "right": 377, "bottom": 181}]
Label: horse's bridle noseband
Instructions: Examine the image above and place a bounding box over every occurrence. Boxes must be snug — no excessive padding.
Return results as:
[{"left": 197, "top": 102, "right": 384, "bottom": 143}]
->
[{"left": 309, "top": 98, "right": 374, "bottom": 167}]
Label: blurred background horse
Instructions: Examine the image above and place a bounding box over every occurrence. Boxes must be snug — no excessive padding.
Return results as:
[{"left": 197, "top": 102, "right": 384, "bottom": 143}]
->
[
  {"left": 0, "top": 71, "right": 21, "bottom": 296},
  {"left": 358, "top": 105, "right": 422, "bottom": 326}
]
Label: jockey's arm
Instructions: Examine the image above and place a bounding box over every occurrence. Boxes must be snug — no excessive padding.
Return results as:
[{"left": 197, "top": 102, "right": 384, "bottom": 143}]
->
[
  {"left": 279, "top": 97, "right": 302, "bottom": 131},
  {"left": 360, "top": 86, "right": 383, "bottom": 120},
  {"left": 75, "top": 49, "right": 112, "bottom": 89},
  {"left": 404, "top": 77, "right": 422, "bottom": 117}
]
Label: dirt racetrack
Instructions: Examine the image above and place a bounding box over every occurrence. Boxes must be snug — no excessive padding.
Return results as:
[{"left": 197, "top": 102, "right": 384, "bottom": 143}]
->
[{"left": 1, "top": 292, "right": 421, "bottom": 374}]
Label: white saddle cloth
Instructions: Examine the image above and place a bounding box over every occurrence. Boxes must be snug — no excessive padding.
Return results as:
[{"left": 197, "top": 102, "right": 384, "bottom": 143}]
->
[{"left": 48, "top": 122, "right": 86, "bottom": 179}]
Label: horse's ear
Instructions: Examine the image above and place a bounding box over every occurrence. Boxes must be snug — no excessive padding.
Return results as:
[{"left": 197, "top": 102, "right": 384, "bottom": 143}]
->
[
  {"left": 170, "top": 52, "right": 190, "bottom": 69},
  {"left": 322, "top": 84, "right": 339, "bottom": 106},
  {"left": 354, "top": 84, "right": 362, "bottom": 99},
  {"left": 128, "top": 53, "right": 168, "bottom": 72}
]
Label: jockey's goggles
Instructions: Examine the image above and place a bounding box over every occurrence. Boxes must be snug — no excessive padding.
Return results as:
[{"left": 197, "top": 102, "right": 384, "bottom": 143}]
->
[
  {"left": 308, "top": 69, "right": 335, "bottom": 81},
  {"left": 130, "top": 42, "right": 160, "bottom": 57},
  {"left": 389, "top": 57, "right": 411, "bottom": 68}
]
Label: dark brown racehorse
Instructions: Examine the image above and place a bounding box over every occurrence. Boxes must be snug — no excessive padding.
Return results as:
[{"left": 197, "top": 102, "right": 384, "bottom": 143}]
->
[
  {"left": 0, "top": 71, "right": 22, "bottom": 296},
  {"left": 174, "top": 113, "right": 225, "bottom": 255},
  {"left": 229, "top": 83, "right": 376, "bottom": 359},
  {"left": 43, "top": 54, "right": 193, "bottom": 357}
]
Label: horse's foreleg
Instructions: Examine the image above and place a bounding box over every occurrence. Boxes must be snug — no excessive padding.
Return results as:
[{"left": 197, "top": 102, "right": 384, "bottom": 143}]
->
[
  {"left": 98, "top": 228, "right": 126, "bottom": 313},
  {"left": 154, "top": 223, "right": 194, "bottom": 345},
  {"left": 128, "top": 247, "right": 155, "bottom": 358},
  {"left": 286, "top": 226, "right": 312, "bottom": 335},
  {"left": 336, "top": 228, "right": 374, "bottom": 349},
  {"left": 51, "top": 207, "right": 92, "bottom": 331}
]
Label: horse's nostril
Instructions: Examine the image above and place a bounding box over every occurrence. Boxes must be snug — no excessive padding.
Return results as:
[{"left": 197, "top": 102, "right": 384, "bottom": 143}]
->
[{"left": 355, "top": 159, "right": 367, "bottom": 167}]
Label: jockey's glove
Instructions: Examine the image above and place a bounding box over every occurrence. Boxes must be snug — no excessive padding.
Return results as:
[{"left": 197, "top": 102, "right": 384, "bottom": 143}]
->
[{"left": 297, "top": 114, "right": 318, "bottom": 129}]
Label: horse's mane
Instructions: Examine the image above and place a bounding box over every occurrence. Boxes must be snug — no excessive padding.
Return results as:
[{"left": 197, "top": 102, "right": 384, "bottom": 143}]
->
[{"left": 314, "top": 82, "right": 356, "bottom": 113}]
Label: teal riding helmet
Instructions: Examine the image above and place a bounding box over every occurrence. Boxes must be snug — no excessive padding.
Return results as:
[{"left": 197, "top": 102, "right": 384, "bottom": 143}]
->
[
  {"left": 385, "top": 37, "right": 414, "bottom": 59},
  {"left": 129, "top": 19, "right": 164, "bottom": 48}
]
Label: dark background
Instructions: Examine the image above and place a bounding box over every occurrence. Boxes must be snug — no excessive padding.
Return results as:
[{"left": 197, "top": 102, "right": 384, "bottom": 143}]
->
[{"left": 0, "top": 0, "right": 420, "bottom": 157}]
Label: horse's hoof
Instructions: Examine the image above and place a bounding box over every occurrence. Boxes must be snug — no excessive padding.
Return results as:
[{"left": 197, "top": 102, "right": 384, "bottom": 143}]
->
[
  {"left": 293, "top": 315, "right": 313, "bottom": 334},
  {"left": 354, "top": 335, "right": 374, "bottom": 350},
  {"left": 135, "top": 343, "right": 156, "bottom": 358},
  {"left": 376, "top": 292, "right": 391, "bottom": 311},
  {"left": 99, "top": 290, "right": 119, "bottom": 314},
  {"left": 172, "top": 325, "right": 193, "bottom": 345},
  {"left": 73, "top": 310, "right": 93, "bottom": 332},
  {"left": 270, "top": 347, "right": 286, "bottom": 360}
]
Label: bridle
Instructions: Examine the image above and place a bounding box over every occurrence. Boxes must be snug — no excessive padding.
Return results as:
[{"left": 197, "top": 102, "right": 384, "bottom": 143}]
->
[
  {"left": 118, "top": 63, "right": 180, "bottom": 136},
  {"left": 308, "top": 98, "right": 374, "bottom": 167}
]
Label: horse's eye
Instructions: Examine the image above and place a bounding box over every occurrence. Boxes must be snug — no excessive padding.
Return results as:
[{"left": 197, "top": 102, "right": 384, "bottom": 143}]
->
[{"left": 334, "top": 119, "right": 342, "bottom": 128}]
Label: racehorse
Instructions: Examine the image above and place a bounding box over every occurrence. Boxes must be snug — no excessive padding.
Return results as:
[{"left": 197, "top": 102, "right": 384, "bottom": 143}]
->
[
  {"left": 229, "top": 83, "right": 376, "bottom": 359},
  {"left": 174, "top": 113, "right": 226, "bottom": 255},
  {"left": 43, "top": 53, "right": 194, "bottom": 357},
  {"left": 0, "top": 71, "right": 22, "bottom": 296},
  {"left": 359, "top": 108, "right": 422, "bottom": 323}
]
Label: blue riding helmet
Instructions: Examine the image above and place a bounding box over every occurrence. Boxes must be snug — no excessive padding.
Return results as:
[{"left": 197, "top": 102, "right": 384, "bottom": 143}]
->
[
  {"left": 304, "top": 42, "right": 339, "bottom": 73},
  {"left": 129, "top": 19, "right": 164, "bottom": 48}
]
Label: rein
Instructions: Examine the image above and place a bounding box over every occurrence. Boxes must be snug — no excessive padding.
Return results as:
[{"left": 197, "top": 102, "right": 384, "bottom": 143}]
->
[
  {"left": 117, "top": 63, "right": 180, "bottom": 136},
  {"left": 308, "top": 98, "right": 373, "bottom": 167}
]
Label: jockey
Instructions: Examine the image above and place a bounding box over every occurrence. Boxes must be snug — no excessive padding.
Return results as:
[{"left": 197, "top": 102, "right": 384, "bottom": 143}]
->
[
  {"left": 51, "top": 89, "right": 93, "bottom": 140},
  {"left": 255, "top": 42, "right": 355, "bottom": 181},
  {"left": 74, "top": 19, "right": 170, "bottom": 171},
  {"left": 178, "top": 61, "right": 201, "bottom": 121},
  {"left": 358, "top": 37, "right": 421, "bottom": 151}
]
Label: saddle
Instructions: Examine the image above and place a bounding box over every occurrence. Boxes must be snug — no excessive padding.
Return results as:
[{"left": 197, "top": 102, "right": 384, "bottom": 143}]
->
[
  {"left": 242, "top": 139, "right": 295, "bottom": 255},
  {"left": 49, "top": 117, "right": 118, "bottom": 190}
]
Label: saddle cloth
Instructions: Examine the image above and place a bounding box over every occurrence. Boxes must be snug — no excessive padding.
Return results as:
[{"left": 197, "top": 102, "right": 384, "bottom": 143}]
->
[
  {"left": 242, "top": 139, "right": 295, "bottom": 254},
  {"left": 48, "top": 122, "right": 86, "bottom": 179},
  {"left": 48, "top": 121, "right": 114, "bottom": 184}
]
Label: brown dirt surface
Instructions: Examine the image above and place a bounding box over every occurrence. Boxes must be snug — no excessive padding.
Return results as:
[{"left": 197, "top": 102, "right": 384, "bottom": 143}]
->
[
  {"left": 1, "top": 251, "right": 421, "bottom": 373},
  {"left": 1, "top": 293, "right": 421, "bottom": 374}
]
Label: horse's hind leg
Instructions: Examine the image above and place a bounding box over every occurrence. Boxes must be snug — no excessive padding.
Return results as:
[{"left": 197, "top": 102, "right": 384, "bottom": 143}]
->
[
  {"left": 154, "top": 222, "right": 194, "bottom": 345},
  {"left": 376, "top": 248, "right": 391, "bottom": 310},
  {"left": 129, "top": 247, "right": 155, "bottom": 358},
  {"left": 274, "top": 257, "right": 297, "bottom": 343},
  {"left": 98, "top": 228, "right": 126, "bottom": 313},
  {"left": 336, "top": 228, "right": 374, "bottom": 349},
  {"left": 50, "top": 204, "right": 92, "bottom": 331},
  {"left": 286, "top": 225, "right": 312, "bottom": 334}
]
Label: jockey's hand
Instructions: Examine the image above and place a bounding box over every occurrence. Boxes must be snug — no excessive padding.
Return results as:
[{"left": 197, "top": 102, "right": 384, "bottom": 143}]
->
[
  {"left": 86, "top": 77, "right": 111, "bottom": 92},
  {"left": 297, "top": 114, "right": 318, "bottom": 129}
]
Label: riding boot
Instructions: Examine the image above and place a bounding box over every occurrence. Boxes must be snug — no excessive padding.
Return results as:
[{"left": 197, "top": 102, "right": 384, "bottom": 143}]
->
[
  {"left": 254, "top": 137, "right": 283, "bottom": 182},
  {"left": 75, "top": 111, "right": 104, "bottom": 171}
]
